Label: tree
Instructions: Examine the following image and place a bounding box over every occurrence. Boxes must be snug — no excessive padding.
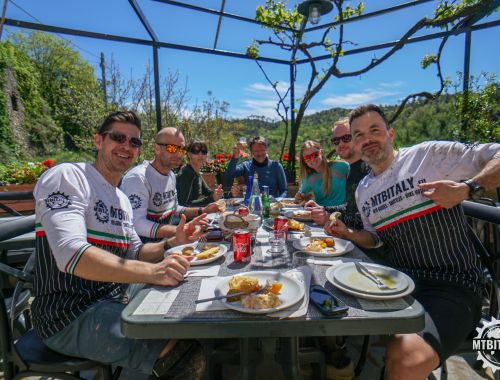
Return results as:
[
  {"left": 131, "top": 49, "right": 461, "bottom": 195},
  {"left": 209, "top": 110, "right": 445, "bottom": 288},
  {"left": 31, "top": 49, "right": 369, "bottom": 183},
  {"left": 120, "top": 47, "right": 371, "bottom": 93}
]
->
[
  {"left": 9, "top": 31, "right": 105, "bottom": 150},
  {"left": 247, "top": 0, "right": 498, "bottom": 181}
]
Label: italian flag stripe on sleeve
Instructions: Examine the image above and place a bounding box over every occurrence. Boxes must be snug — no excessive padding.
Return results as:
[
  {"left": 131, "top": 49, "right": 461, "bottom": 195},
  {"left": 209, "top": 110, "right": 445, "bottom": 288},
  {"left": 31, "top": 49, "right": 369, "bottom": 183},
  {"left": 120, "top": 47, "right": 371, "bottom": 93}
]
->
[
  {"left": 373, "top": 200, "right": 441, "bottom": 232},
  {"left": 65, "top": 243, "right": 92, "bottom": 274}
]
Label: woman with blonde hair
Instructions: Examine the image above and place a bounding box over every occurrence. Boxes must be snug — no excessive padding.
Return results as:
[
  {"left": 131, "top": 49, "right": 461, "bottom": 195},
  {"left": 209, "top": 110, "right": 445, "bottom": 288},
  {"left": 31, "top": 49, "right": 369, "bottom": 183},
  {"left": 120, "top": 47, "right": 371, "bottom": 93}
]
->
[{"left": 295, "top": 140, "right": 349, "bottom": 206}]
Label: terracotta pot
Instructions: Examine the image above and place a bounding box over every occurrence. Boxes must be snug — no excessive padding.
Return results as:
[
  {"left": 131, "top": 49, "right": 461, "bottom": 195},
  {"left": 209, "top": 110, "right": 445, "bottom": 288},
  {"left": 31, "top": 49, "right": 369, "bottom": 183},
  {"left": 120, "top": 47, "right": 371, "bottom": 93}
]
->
[{"left": 0, "top": 183, "right": 36, "bottom": 215}]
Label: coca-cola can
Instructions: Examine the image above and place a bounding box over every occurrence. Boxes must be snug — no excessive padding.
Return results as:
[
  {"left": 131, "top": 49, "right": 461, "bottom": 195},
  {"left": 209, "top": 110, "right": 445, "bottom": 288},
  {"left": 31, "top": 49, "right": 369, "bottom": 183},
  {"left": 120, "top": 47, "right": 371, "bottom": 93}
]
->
[
  {"left": 233, "top": 229, "right": 251, "bottom": 262},
  {"left": 273, "top": 216, "right": 289, "bottom": 239},
  {"left": 236, "top": 206, "right": 249, "bottom": 216}
]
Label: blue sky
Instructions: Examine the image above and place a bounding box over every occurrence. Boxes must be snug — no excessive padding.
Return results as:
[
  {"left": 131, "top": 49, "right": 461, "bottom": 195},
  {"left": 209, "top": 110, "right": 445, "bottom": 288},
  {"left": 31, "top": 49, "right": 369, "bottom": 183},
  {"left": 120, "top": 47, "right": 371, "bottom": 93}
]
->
[{"left": 4, "top": 0, "right": 499, "bottom": 120}]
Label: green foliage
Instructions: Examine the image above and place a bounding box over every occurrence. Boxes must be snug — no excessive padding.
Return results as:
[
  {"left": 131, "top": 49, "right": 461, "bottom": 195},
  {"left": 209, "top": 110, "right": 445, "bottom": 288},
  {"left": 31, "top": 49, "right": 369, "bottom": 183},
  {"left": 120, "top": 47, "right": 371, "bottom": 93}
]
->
[
  {"left": 9, "top": 31, "right": 105, "bottom": 150},
  {"left": 0, "top": 160, "right": 54, "bottom": 185},
  {"left": 451, "top": 72, "right": 500, "bottom": 142},
  {"left": 255, "top": 0, "right": 303, "bottom": 33},
  {"left": 246, "top": 41, "right": 260, "bottom": 59},
  {"left": 421, "top": 54, "right": 437, "bottom": 69}
]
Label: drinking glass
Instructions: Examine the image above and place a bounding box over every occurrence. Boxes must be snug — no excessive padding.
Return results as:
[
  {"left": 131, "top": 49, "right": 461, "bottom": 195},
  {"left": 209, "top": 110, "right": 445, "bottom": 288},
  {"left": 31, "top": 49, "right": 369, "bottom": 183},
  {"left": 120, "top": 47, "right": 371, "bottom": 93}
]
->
[
  {"left": 292, "top": 250, "right": 311, "bottom": 269},
  {"left": 268, "top": 231, "right": 286, "bottom": 254}
]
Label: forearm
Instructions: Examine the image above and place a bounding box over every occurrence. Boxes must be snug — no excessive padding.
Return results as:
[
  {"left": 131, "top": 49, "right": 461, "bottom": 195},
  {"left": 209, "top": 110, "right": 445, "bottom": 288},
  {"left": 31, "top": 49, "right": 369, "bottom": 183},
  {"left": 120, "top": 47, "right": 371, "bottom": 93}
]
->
[
  {"left": 155, "top": 223, "right": 177, "bottom": 238},
  {"left": 137, "top": 240, "right": 165, "bottom": 263},
  {"left": 74, "top": 246, "right": 154, "bottom": 283},
  {"left": 474, "top": 156, "right": 500, "bottom": 190},
  {"left": 342, "top": 229, "right": 378, "bottom": 249}
]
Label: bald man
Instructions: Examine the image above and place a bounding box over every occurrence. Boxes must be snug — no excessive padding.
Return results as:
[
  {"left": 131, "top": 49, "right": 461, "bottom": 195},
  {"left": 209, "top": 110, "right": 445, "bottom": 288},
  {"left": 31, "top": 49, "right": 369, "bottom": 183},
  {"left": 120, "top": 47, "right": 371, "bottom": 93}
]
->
[{"left": 121, "top": 127, "right": 219, "bottom": 243}]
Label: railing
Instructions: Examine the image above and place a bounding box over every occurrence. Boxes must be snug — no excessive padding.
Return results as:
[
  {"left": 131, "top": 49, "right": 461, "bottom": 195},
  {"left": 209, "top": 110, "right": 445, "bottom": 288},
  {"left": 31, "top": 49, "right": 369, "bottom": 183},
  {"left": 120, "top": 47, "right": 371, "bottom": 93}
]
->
[{"left": 0, "top": 191, "right": 35, "bottom": 217}]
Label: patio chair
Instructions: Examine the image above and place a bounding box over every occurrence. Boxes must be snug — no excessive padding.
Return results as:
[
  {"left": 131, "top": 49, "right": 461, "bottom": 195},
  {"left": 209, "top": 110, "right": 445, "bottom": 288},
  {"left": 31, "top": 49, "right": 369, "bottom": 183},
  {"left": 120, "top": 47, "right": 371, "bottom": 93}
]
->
[
  {"left": 0, "top": 254, "right": 116, "bottom": 380},
  {"left": 430, "top": 200, "right": 500, "bottom": 380}
]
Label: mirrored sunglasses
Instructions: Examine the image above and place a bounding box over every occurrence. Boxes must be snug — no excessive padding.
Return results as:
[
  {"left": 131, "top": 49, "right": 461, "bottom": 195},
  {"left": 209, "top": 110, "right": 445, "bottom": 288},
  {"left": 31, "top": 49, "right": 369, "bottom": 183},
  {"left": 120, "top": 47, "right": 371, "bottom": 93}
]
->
[
  {"left": 103, "top": 131, "right": 142, "bottom": 148},
  {"left": 190, "top": 148, "right": 208, "bottom": 155},
  {"left": 332, "top": 134, "right": 352, "bottom": 145},
  {"left": 303, "top": 151, "right": 320, "bottom": 161},
  {"left": 156, "top": 143, "right": 187, "bottom": 154}
]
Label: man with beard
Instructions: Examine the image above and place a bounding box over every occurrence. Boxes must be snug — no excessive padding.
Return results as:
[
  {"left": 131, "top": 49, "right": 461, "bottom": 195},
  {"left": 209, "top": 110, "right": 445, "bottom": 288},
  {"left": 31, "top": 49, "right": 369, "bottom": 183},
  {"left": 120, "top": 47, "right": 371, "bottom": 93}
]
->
[
  {"left": 33, "top": 111, "right": 207, "bottom": 379},
  {"left": 325, "top": 104, "right": 500, "bottom": 380},
  {"left": 121, "top": 127, "right": 220, "bottom": 243},
  {"left": 305, "top": 118, "right": 370, "bottom": 229},
  {"left": 224, "top": 136, "right": 288, "bottom": 197}
]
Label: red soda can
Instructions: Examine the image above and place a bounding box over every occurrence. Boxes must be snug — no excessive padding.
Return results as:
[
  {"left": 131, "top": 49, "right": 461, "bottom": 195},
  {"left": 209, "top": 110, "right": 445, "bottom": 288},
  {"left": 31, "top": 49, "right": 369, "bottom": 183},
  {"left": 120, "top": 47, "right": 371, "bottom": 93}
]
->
[
  {"left": 233, "top": 229, "right": 251, "bottom": 262},
  {"left": 273, "top": 216, "right": 289, "bottom": 239},
  {"left": 237, "top": 206, "right": 249, "bottom": 216}
]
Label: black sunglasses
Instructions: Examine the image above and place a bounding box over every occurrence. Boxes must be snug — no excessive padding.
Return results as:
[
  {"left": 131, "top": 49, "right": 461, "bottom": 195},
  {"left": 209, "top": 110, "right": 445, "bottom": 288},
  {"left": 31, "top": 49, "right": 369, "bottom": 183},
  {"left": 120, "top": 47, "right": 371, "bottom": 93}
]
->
[
  {"left": 103, "top": 131, "right": 142, "bottom": 148},
  {"left": 190, "top": 148, "right": 208, "bottom": 155},
  {"left": 332, "top": 134, "right": 352, "bottom": 145}
]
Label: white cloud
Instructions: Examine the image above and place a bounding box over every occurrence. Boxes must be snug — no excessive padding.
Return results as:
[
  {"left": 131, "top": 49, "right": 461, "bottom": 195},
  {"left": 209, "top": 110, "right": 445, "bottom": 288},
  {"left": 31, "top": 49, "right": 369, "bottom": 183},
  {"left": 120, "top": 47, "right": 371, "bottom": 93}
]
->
[
  {"left": 379, "top": 81, "right": 405, "bottom": 88},
  {"left": 246, "top": 82, "right": 291, "bottom": 94},
  {"left": 322, "top": 89, "right": 399, "bottom": 108}
]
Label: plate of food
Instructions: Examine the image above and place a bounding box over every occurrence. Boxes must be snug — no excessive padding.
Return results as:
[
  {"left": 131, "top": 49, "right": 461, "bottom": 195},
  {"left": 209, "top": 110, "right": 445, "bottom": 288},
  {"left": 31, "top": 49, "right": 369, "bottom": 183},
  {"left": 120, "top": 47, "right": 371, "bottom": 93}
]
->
[
  {"left": 166, "top": 243, "right": 227, "bottom": 266},
  {"left": 262, "top": 218, "right": 310, "bottom": 235},
  {"left": 273, "top": 198, "right": 305, "bottom": 208},
  {"left": 292, "top": 236, "right": 353, "bottom": 257},
  {"left": 214, "top": 271, "right": 305, "bottom": 314},
  {"left": 326, "top": 263, "right": 415, "bottom": 300},
  {"left": 285, "top": 210, "right": 313, "bottom": 222}
]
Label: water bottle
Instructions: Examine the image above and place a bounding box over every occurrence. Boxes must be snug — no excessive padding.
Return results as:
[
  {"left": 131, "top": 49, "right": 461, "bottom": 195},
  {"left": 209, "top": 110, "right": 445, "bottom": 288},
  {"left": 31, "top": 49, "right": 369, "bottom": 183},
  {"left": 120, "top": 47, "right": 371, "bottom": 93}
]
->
[
  {"left": 262, "top": 185, "right": 270, "bottom": 219},
  {"left": 248, "top": 173, "right": 262, "bottom": 218},
  {"left": 243, "top": 175, "right": 253, "bottom": 206}
]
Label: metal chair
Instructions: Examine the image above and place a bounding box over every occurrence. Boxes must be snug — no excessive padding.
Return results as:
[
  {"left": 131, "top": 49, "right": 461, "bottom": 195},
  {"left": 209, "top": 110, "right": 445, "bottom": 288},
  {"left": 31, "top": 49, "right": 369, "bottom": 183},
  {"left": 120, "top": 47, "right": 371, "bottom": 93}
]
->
[
  {"left": 430, "top": 200, "right": 500, "bottom": 380},
  {"left": 0, "top": 254, "right": 115, "bottom": 380}
]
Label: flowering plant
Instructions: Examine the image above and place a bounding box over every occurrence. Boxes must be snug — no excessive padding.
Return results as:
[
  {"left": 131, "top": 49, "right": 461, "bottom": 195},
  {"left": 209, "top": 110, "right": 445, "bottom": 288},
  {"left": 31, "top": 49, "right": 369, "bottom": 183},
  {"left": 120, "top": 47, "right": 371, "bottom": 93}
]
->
[
  {"left": 0, "top": 160, "right": 55, "bottom": 185},
  {"left": 201, "top": 153, "right": 231, "bottom": 174}
]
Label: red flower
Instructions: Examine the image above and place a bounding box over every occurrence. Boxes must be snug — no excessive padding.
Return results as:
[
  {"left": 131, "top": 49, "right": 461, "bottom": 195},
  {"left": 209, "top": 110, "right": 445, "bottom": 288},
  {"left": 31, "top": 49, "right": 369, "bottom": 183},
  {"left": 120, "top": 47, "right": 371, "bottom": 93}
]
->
[
  {"left": 215, "top": 153, "right": 225, "bottom": 159},
  {"left": 281, "top": 153, "right": 289, "bottom": 161},
  {"left": 227, "top": 153, "right": 233, "bottom": 159},
  {"left": 43, "top": 159, "right": 55, "bottom": 167}
]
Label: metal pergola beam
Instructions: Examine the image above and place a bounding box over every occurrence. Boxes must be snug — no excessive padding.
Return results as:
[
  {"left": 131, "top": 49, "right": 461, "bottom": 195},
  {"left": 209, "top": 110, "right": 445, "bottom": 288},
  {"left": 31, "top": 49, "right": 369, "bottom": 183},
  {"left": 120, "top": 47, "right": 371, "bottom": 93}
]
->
[
  {"left": 305, "top": 0, "right": 435, "bottom": 32},
  {"left": 3, "top": 18, "right": 290, "bottom": 65},
  {"left": 297, "top": 19, "right": 500, "bottom": 64},
  {"left": 152, "top": 0, "right": 297, "bottom": 33}
]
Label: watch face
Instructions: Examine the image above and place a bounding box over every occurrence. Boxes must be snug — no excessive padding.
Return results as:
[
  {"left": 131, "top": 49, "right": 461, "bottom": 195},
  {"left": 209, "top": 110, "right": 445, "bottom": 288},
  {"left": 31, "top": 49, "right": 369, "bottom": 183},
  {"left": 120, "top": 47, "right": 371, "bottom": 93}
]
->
[{"left": 466, "top": 180, "right": 485, "bottom": 200}]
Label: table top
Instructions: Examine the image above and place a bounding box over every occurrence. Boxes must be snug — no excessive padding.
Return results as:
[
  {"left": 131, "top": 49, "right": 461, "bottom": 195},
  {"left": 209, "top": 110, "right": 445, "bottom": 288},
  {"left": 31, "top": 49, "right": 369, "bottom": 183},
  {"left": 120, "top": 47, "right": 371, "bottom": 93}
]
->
[{"left": 121, "top": 222, "right": 424, "bottom": 340}]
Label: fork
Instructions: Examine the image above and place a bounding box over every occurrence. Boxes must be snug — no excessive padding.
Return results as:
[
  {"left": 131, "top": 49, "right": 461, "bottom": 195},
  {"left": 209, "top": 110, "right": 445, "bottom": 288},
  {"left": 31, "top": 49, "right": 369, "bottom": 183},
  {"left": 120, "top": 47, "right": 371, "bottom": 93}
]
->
[
  {"left": 354, "top": 262, "right": 396, "bottom": 290},
  {"left": 195, "top": 282, "right": 272, "bottom": 304}
]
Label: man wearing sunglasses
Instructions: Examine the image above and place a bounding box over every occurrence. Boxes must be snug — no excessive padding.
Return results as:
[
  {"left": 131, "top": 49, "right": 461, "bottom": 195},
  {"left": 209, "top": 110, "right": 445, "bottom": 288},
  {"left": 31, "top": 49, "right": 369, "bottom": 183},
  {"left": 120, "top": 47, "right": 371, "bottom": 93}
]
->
[
  {"left": 305, "top": 118, "right": 370, "bottom": 230},
  {"left": 225, "top": 136, "right": 288, "bottom": 197},
  {"left": 33, "top": 111, "right": 207, "bottom": 379},
  {"left": 121, "top": 127, "right": 220, "bottom": 243},
  {"left": 325, "top": 104, "right": 500, "bottom": 380}
]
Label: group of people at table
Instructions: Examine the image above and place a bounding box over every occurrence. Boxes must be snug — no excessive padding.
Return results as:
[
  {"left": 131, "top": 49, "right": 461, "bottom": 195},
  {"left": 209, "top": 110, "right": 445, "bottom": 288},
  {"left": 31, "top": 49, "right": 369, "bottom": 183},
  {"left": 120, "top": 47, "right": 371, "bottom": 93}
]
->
[{"left": 30, "top": 105, "right": 499, "bottom": 379}]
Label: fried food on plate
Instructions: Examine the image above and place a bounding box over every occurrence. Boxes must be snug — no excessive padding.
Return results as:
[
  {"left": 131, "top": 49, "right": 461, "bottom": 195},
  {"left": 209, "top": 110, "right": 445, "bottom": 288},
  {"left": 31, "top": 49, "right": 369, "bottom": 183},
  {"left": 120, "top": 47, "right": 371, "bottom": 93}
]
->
[
  {"left": 287, "top": 218, "right": 304, "bottom": 231},
  {"left": 195, "top": 246, "right": 220, "bottom": 260},
  {"left": 228, "top": 275, "right": 260, "bottom": 293}
]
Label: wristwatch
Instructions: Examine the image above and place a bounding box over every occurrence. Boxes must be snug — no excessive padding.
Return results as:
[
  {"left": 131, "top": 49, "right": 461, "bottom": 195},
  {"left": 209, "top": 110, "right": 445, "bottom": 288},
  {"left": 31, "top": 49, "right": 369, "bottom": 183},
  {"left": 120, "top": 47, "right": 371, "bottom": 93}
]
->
[
  {"left": 459, "top": 179, "right": 485, "bottom": 201},
  {"left": 197, "top": 207, "right": 203, "bottom": 216}
]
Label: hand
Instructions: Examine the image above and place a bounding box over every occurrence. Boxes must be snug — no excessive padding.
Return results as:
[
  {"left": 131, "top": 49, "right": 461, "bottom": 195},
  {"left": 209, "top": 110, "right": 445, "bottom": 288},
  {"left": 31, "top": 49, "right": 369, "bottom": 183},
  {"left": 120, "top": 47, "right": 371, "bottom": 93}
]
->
[
  {"left": 311, "top": 207, "right": 328, "bottom": 226},
  {"left": 304, "top": 200, "right": 319, "bottom": 211},
  {"left": 213, "top": 185, "right": 223, "bottom": 201},
  {"left": 324, "top": 218, "right": 350, "bottom": 240},
  {"left": 150, "top": 254, "right": 191, "bottom": 287},
  {"left": 231, "top": 184, "right": 241, "bottom": 197},
  {"left": 418, "top": 180, "right": 469, "bottom": 209},
  {"left": 172, "top": 214, "right": 208, "bottom": 245},
  {"left": 203, "top": 202, "right": 220, "bottom": 214}
]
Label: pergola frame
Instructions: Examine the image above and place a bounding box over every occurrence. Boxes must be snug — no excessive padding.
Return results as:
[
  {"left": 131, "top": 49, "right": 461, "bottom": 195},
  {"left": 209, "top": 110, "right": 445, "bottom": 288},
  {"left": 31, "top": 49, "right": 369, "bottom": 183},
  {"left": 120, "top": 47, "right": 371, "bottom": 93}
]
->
[{"left": 3, "top": 0, "right": 499, "bottom": 133}]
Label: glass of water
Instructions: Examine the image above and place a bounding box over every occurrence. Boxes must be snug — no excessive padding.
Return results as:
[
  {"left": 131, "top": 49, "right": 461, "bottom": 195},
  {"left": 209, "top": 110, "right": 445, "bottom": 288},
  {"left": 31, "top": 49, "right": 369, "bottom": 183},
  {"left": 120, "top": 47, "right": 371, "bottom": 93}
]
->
[{"left": 268, "top": 231, "right": 286, "bottom": 254}]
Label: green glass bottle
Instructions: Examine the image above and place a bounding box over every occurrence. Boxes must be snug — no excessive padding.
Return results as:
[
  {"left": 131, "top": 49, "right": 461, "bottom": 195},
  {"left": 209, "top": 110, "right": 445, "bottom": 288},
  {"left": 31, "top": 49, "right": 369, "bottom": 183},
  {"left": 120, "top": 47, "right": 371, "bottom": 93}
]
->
[{"left": 262, "top": 185, "right": 270, "bottom": 219}]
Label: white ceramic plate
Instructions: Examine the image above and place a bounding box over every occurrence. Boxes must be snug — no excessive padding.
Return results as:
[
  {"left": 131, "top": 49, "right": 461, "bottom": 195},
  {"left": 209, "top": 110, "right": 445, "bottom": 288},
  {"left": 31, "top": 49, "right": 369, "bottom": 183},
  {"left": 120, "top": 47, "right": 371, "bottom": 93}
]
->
[
  {"left": 326, "top": 264, "right": 415, "bottom": 300},
  {"left": 165, "top": 243, "right": 227, "bottom": 266},
  {"left": 332, "top": 262, "right": 408, "bottom": 295},
  {"left": 292, "top": 237, "right": 354, "bottom": 257},
  {"left": 214, "top": 271, "right": 305, "bottom": 314},
  {"left": 274, "top": 198, "right": 305, "bottom": 209},
  {"left": 284, "top": 210, "right": 312, "bottom": 222}
]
